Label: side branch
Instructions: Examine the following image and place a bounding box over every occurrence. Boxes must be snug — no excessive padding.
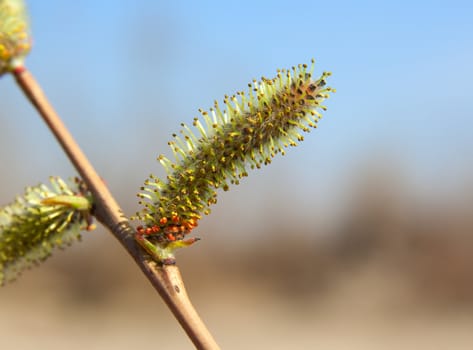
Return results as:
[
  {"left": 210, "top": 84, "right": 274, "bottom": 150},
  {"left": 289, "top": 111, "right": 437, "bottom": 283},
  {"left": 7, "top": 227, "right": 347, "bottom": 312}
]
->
[
  {"left": 13, "top": 67, "right": 124, "bottom": 231},
  {"left": 12, "top": 67, "right": 220, "bottom": 350}
]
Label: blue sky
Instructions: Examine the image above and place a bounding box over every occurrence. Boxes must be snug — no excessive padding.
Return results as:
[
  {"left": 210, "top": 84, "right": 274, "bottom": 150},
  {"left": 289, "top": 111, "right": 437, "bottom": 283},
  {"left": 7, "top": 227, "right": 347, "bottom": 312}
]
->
[{"left": 1, "top": 1, "right": 473, "bottom": 232}]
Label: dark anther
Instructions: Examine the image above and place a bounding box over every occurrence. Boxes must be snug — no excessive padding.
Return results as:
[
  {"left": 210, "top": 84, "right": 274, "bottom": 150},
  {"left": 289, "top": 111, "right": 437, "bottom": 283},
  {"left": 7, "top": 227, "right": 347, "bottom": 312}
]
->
[{"left": 307, "top": 84, "right": 317, "bottom": 92}]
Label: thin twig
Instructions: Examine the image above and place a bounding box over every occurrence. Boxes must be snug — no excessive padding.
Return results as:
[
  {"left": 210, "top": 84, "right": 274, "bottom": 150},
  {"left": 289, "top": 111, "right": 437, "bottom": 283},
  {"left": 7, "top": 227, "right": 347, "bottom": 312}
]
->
[{"left": 13, "top": 66, "right": 220, "bottom": 350}]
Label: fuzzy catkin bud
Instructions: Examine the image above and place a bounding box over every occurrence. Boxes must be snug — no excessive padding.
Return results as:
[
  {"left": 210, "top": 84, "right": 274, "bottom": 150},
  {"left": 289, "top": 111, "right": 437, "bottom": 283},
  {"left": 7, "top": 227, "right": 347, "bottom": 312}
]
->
[
  {"left": 0, "top": 177, "right": 94, "bottom": 285},
  {"left": 0, "top": 0, "right": 31, "bottom": 75},
  {"left": 135, "top": 60, "right": 334, "bottom": 241}
]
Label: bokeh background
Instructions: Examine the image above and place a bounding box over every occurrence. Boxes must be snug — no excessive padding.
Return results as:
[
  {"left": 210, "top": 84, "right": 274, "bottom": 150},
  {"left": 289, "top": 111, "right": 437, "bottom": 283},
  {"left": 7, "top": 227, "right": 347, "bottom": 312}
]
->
[{"left": 1, "top": 0, "right": 473, "bottom": 348}]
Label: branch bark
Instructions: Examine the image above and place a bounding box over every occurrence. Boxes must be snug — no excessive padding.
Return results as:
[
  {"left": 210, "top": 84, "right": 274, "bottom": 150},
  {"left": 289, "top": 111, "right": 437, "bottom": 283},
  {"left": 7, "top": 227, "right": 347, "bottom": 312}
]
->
[{"left": 13, "top": 66, "right": 220, "bottom": 350}]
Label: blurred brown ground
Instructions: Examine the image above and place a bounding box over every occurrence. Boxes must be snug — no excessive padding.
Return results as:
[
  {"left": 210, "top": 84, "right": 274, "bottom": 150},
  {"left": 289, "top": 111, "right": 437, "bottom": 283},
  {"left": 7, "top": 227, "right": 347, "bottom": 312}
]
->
[{"left": 2, "top": 164, "right": 473, "bottom": 349}]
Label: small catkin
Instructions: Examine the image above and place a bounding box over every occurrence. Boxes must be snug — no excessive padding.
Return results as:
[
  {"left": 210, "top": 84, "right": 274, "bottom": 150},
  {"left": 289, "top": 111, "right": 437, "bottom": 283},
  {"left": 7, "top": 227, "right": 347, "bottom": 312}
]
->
[
  {"left": 135, "top": 60, "right": 334, "bottom": 242},
  {"left": 0, "top": 177, "right": 93, "bottom": 285},
  {"left": 0, "top": 0, "right": 31, "bottom": 75}
]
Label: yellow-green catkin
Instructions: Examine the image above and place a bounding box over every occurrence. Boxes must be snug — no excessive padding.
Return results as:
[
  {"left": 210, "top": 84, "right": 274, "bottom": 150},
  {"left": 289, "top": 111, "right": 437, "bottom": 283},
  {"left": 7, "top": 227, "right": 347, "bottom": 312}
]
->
[
  {"left": 135, "top": 60, "right": 334, "bottom": 242},
  {"left": 0, "top": 177, "right": 94, "bottom": 285},
  {"left": 0, "top": 0, "right": 31, "bottom": 75}
]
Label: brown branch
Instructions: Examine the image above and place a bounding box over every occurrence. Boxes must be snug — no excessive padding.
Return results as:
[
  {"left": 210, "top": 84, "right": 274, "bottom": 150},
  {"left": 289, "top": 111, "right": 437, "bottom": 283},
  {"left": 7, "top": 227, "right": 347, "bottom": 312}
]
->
[{"left": 13, "top": 66, "right": 220, "bottom": 350}]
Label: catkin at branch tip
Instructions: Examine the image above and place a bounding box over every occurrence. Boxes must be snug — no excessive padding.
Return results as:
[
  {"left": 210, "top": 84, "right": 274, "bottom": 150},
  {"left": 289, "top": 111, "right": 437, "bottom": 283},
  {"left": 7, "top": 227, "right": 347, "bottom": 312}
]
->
[
  {"left": 134, "top": 60, "right": 334, "bottom": 242},
  {"left": 0, "top": 0, "right": 31, "bottom": 75}
]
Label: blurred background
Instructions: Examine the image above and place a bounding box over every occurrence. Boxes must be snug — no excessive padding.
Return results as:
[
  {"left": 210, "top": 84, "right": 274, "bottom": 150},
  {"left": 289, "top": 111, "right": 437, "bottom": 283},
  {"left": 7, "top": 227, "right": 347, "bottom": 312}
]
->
[{"left": 1, "top": 0, "right": 473, "bottom": 348}]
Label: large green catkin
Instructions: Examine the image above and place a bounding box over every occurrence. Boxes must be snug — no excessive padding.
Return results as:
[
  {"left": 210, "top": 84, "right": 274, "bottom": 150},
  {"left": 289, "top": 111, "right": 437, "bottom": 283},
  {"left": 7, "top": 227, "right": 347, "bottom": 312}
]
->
[
  {"left": 135, "top": 60, "right": 334, "bottom": 239},
  {"left": 0, "top": 177, "right": 94, "bottom": 285}
]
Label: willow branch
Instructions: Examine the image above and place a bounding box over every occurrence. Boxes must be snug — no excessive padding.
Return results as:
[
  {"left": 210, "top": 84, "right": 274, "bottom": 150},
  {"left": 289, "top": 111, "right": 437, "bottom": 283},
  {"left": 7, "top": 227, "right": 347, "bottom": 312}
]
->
[{"left": 12, "top": 66, "right": 220, "bottom": 350}]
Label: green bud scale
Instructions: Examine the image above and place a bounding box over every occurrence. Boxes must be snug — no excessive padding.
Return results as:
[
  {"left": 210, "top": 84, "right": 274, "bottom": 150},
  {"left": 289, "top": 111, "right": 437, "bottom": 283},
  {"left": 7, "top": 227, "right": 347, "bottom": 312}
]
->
[
  {"left": 0, "top": 177, "right": 94, "bottom": 285},
  {"left": 0, "top": 0, "right": 31, "bottom": 75},
  {"left": 134, "top": 60, "right": 334, "bottom": 247}
]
